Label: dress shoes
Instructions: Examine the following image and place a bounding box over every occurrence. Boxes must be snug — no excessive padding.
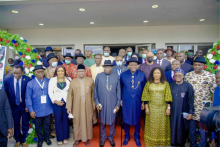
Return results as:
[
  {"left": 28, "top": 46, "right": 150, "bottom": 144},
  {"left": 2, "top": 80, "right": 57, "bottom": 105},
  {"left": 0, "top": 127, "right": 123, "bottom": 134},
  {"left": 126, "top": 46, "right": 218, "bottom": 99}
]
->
[
  {"left": 37, "top": 141, "right": 43, "bottom": 147},
  {"left": 14, "top": 142, "right": 20, "bottom": 147},
  {"left": 45, "top": 139, "right": 52, "bottom": 145},
  {"left": 109, "top": 140, "right": 115, "bottom": 147},
  {"left": 123, "top": 138, "right": 130, "bottom": 146},
  {"left": 100, "top": 141, "right": 105, "bottom": 147},
  {"left": 22, "top": 142, "right": 28, "bottom": 147},
  {"left": 134, "top": 139, "right": 141, "bottom": 147}
]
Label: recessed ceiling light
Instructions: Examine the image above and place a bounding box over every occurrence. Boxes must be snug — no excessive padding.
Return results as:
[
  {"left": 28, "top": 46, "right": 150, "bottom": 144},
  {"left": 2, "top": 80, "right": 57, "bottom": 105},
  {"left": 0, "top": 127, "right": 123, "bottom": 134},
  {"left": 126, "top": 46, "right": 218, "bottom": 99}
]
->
[
  {"left": 12, "top": 10, "right": 18, "bottom": 13},
  {"left": 39, "top": 23, "right": 44, "bottom": 26},
  {"left": 90, "top": 22, "right": 94, "bottom": 24},
  {"left": 79, "top": 8, "right": 85, "bottom": 11},
  {"left": 143, "top": 20, "right": 148, "bottom": 23},
  {"left": 152, "top": 5, "right": 158, "bottom": 8},
  {"left": 199, "top": 19, "right": 205, "bottom": 21}
]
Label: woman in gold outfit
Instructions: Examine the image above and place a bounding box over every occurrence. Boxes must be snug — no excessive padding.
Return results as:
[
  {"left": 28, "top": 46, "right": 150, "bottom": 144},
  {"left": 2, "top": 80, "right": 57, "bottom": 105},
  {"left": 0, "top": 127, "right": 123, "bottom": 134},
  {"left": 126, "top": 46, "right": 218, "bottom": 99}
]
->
[{"left": 141, "top": 67, "right": 172, "bottom": 147}]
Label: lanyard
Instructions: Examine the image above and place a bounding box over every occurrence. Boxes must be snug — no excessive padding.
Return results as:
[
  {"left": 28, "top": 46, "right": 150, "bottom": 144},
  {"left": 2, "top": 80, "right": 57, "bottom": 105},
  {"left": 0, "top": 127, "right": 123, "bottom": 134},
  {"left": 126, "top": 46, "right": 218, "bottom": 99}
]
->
[
  {"left": 117, "top": 69, "right": 122, "bottom": 76},
  {"left": 35, "top": 78, "right": 45, "bottom": 95}
]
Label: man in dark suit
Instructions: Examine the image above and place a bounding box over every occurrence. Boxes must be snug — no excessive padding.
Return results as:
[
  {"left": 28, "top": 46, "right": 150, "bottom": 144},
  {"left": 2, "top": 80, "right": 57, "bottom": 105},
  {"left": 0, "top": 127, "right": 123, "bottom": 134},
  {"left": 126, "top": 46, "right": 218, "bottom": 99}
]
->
[
  {"left": 0, "top": 88, "right": 13, "bottom": 147},
  {"left": 4, "top": 65, "right": 31, "bottom": 147},
  {"left": 154, "top": 49, "right": 171, "bottom": 72},
  {"left": 124, "top": 47, "right": 133, "bottom": 63},
  {"left": 71, "top": 49, "right": 81, "bottom": 65},
  {"left": 165, "top": 60, "right": 181, "bottom": 84},
  {"left": 140, "top": 50, "right": 148, "bottom": 64},
  {"left": 176, "top": 52, "right": 194, "bottom": 74}
]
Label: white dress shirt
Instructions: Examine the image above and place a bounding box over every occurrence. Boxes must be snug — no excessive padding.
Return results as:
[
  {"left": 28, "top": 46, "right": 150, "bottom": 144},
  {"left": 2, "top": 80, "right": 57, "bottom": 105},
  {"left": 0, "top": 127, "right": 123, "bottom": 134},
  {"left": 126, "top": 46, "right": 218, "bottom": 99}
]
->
[
  {"left": 14, "top": 77, "right": 22, "bottom": 102},
  {"left": 171, "top": 71, "right": 174, "bottom": 79}
]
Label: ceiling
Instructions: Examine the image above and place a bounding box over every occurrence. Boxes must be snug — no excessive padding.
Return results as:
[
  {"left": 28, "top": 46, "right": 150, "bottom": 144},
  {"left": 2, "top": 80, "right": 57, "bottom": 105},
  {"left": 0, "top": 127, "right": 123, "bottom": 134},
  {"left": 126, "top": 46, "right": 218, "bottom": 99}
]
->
[{"left": 0, "top": 0, "right": 219, "bottom": 29}]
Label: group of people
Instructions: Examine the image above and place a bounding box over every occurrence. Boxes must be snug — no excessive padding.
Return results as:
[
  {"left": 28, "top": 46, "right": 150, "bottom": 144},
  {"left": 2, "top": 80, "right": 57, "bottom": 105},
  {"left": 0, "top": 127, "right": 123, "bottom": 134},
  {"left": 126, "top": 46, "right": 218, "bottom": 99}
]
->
[{"left": 0, "top": 46, "right": 219, "bottom": 147}]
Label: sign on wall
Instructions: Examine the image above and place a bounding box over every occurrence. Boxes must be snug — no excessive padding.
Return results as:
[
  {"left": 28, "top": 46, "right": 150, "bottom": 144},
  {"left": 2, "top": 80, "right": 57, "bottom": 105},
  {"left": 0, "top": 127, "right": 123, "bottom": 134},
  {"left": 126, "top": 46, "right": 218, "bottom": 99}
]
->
[
  {"left": 85, "top": 46, "right": 103, "bottom": 55},
  {"left": 63, "top": 47, "right": 75, "bottom": 56},
  {"left": 0, "top": 46, "right": 7, "bottom": 89}
]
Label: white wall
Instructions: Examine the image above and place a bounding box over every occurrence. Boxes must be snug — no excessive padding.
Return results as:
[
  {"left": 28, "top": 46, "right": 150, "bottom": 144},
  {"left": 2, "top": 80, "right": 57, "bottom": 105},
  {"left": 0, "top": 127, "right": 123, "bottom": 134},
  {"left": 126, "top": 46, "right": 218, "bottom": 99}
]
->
[{"left": 8, "top": 25, "right": 219, "bottom": 54}]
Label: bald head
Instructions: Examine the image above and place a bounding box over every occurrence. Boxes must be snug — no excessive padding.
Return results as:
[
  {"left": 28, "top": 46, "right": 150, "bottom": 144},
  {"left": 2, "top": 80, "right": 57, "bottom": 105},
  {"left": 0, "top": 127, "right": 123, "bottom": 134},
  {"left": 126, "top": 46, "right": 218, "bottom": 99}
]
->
[
  {"left": 116, "top": 56, "right": 123, "bottom": 61},
  {"left": 176, "top": 52, "right": 186, "bottom": 64},
  {"left": 147, "top": 51, "right": 154, "bottom": 57},
  {"left": 171, "top": 60, "right": 181, "bottom": 71}
]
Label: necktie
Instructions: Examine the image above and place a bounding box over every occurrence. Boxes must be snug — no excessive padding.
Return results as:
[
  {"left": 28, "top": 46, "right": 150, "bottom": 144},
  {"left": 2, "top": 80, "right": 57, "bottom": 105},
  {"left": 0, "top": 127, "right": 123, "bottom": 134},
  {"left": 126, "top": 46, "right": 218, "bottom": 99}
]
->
[
  {"left": 158, "top": 60, "right": 161, "bottom": 66},
  {"left": 16, "top": 79, "right": 20, "bottom": 105},
  {"left": 173, "top": 72, "right": 176, "bottom": 81}
]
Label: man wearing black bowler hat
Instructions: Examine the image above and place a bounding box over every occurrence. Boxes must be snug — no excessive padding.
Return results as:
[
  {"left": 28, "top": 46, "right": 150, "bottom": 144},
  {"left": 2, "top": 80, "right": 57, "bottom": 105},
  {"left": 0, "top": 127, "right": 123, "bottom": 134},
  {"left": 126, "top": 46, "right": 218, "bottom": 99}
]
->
[
  {"left": 42, "top": 46, "right": 53, "bottom": 68},
  {"left": 94, "top": 60, "right": 121, "bottom": 147},
  {"left": 185, "top": 56, "right": 216, "bottom": 147},
  {"left": 63, "top": 53, "right": 77, "bottom": 79},
  {"left": 26, "top": 65, "right": 53, "bottom": 147},
  {"left": 120, "top": 57, "right": 146, "bottom": 147}
]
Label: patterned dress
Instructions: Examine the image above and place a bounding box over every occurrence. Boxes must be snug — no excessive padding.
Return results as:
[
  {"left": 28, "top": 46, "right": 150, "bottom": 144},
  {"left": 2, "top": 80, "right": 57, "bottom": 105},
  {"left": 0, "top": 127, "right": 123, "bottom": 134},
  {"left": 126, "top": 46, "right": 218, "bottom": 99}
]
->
[{"left": 141, "top": 81, "right": 172, "bottom": 147}]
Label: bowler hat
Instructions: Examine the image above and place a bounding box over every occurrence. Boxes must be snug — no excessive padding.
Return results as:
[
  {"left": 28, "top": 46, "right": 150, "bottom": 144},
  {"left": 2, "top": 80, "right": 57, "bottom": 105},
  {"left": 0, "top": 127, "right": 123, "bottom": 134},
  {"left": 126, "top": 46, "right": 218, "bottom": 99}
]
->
[
  {"left": 33, "top": 65, "right": 45, "bottom": 71},
  {"left": 44, "top": 46, "right": 53, "bottom": 52},
  {"left": 75, "top": 53, "right": 86, "bottom": 60},
  {"left": 63, "top": 53, "right": 73, "bottom": 58},
  {"left": 126, "top": 57, "right": 140, "bottom": 65},
  {"left": 47, "top": 53, "right": 58, "bottom": 63},
  {"left": 103, "top": 60, "right": 114, "bottom": 67},
  {"left": 192, "top": 56, "right": 206, "bottom": 64}
]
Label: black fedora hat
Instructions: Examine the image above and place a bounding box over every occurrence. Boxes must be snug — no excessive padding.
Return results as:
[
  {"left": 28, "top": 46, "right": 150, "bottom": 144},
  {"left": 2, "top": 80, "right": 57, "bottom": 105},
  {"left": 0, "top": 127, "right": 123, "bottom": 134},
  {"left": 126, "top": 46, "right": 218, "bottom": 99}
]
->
[
  {"left": 63, "top": 53, "right": 73, "bottom": 58},
  {"left": 75, "top": 53, "right": 86, "bottom": 60},
  {"left": 103, "top": 60, "right": 114, "bottom": 67},
  {"left": 47, "top": 53, "right": 58, "bottom": 63},
  {"left": 126, "top": 57, "right": 140, "bottom": 65},
  {"left": 192, "top": 55, "right": 206, "bottom": 64},
  {"left": 33, "top": 65, "right": 45, "bottom": 71}
]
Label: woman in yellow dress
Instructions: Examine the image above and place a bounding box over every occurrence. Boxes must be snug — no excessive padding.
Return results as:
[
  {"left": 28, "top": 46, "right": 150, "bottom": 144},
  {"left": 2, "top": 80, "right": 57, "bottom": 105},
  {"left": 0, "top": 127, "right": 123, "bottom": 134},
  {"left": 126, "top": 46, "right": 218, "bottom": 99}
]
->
[{"left": 141, "top": 67, "right": 172, "bottom": 147}]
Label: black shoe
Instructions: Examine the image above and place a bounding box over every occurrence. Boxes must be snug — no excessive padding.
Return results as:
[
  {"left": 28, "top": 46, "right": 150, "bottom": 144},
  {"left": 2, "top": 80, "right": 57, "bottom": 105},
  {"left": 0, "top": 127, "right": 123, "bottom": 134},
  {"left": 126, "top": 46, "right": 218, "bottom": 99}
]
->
[
  {"left": 123, "top": 138, "right": 130, "bottom": 146},
  {"left": 109, "top": 140, "right": 115, "bottom": 147},
  {"left": 93, "top": 123, "right": 98, "bottom": 127},
  {"left": 134, "top": 139, "right": 141, "bottom": 147},
  {"left": 49, "top": 135, "right": 55, "bottom": 139},
  {"left": 45, "top": 139, "right": 52, "bottom": 145},
  {"left": 37, "top": 141, "right": 43, "bottom": 147},
  {"left": 100, "top": 141, "right": 105, "bottom": 147}
]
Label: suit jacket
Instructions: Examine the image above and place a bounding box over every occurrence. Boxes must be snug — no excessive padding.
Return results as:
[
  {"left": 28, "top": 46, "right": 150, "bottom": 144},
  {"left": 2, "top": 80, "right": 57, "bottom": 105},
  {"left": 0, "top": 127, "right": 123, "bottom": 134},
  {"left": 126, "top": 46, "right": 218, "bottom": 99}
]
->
[
  {"left": 42, "top": 57, "right": 50, "bottom": 68},
  {"left": 154, "top": 59, "right": 171, "bottom": 72},
  {"left": 4, "top": 75, "right": 31, "bottom": 111},
  {"left": 71, "top": 58, "right": 77, "bottom": 65},
  {"left": 0, "top": 89, "right": 13, "bottom": 137},
  {"left": 111, "top": 65, "right": 129, "bottom": 77},
  {"left": 165, "top": 70, "right": 175, "bottom": 84},
  {"left": 90, "top": 64, "right": 104, "bottom": 81}
]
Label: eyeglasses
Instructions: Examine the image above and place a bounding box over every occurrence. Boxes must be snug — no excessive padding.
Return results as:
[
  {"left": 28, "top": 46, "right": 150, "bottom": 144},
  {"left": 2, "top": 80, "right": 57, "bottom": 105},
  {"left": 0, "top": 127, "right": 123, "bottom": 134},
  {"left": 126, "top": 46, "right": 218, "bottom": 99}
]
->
[{"left": 196, "top": 52, "right": 202, "bottom": 54}]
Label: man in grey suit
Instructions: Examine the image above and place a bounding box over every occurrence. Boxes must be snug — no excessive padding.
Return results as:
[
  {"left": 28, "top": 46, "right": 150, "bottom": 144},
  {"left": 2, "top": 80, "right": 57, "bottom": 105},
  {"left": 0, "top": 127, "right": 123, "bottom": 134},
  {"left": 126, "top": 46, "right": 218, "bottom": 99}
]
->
[
  {"left": 154, "top": 49, "right": 171, "bottom": 72},
  {"left": 112, "top": 56, "right": 129, "bottom": 78},
  {"left": 112, "top": 56, "right": 129, "bottom": 128},
  {"left": 0, "top": 88, "right": 13, "bottom": 147}
]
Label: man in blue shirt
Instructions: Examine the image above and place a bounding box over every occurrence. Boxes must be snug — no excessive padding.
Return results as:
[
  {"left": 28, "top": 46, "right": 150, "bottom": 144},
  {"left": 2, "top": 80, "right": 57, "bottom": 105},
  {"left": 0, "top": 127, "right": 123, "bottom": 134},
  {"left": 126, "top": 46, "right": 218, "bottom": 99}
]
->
[{"left": 26, "top": 65, "right": 53, "bottom": 147}]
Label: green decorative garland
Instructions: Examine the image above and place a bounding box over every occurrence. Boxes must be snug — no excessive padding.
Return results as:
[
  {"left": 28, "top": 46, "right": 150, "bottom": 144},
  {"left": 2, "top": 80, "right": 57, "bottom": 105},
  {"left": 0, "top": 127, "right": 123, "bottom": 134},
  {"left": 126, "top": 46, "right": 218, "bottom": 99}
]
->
[
  {"left": 204, "top": 39, "right": 220, "bottom": 74},
  {"left": 0, "top": 30, "right": 43, "bottom": 78},
  {"left": 0, "top": 30, "right": 42, "bottom": 144}
]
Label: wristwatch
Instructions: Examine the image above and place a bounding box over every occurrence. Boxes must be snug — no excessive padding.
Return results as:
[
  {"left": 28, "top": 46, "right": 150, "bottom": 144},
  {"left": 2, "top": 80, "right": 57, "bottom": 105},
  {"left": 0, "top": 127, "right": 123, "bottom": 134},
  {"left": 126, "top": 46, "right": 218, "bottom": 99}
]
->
[{"left": 167, "top": 107, "right": 171, "bottom": 109}]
